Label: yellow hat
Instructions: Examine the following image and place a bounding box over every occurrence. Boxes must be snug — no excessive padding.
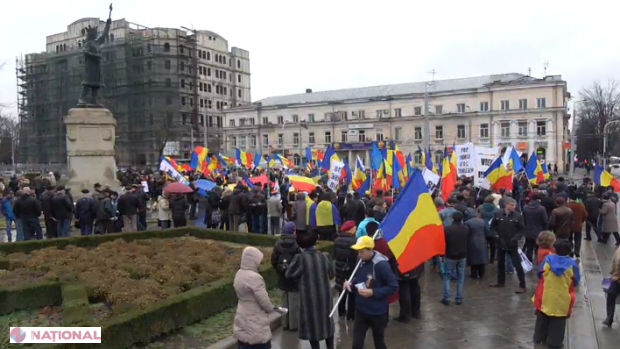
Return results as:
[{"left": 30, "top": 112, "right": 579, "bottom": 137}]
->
[{"left": 351, "top": 236, "right": 375, "bottom": 250}]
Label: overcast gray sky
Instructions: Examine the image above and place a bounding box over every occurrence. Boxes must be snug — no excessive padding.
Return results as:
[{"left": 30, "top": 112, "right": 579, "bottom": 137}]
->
[{"left": 1, "top": 0, "right": 618, "bottom": 116}]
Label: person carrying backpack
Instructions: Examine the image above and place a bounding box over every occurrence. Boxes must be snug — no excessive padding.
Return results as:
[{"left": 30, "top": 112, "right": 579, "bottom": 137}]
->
[{"left": 270, "top": 222, "right": 301, "bottom": 331}]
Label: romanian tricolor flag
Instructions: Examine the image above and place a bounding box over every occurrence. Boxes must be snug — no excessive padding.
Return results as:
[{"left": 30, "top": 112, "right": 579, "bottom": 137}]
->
[
  {"left": 484, "top": 157, "right": 513, "bottom": 191},
  {"left": 541, "top": 162, "right": 550, "bottom": 179},
  {"left": 393, "top": 149, "right": 407, "bottom": 189},
  {"left": 190, "top": 146, "right": 209, "bottom": 171},
  {"left": 382, "top": 169, "right": 445, "bottom": 273},
  {"left": 440, "top": 150, "right": 457, "bottom": 202},
  {"left": 320, "top": 145, "right": 339, "bottom": 172},
  {"left": 274, "top": 153, "right": 294, "bottom": 168},
  {"left": 525, "top": 152, "right": 545, "bottom": 184},
  {"left": 594, "top": 165, "right": 620, "bottom": 192},
  {"left": 235, "top": 148, "right": 254, "bottom": 169}
]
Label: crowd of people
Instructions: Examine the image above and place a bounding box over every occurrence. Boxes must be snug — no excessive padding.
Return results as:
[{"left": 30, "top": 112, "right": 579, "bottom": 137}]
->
[{"left": 228, "top": 172, "right": 620, "bottom": 349}]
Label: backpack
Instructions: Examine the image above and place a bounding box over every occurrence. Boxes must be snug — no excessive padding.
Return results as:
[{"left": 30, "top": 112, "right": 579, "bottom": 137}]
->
[
  {"left": 211, "top": 210, "right": 221, "bottom": 226},
  {"left": 276, "top": 250, "right": 294, "bottom": 274}
]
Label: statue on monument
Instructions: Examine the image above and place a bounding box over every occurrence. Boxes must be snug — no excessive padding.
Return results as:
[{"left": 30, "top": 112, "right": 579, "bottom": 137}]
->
[{"left": 77, "top": 4, "right": 113, "bottom": 108}]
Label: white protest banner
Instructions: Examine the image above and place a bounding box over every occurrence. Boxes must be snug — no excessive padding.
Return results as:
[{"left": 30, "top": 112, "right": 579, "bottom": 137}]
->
[
  {"left": 422, "top": 168, "right": 440, "bottom": 193},
  {"left": 455, "top": 142, "right": 475, "bottom": 177},
  {"left": 159, "top": 159, "right": 190, "bottom": 185},
  {"left": 141, "top": 180, "right": 149, "bottom": 193},
  {"left": 327, "top": 160, "right": 344, "bottom": 191},
  {"left": 474, "top": 146, "right": 500, "bottom": 189}
]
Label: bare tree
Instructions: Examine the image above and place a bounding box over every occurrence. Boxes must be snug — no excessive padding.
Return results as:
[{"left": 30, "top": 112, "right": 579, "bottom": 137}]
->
[
  {"left": 0, "top": 107, "right": 19, "bottom": 166},
  {"left": 153, "top": 109, "right": 178, "bottom": 160},
  {"left": 575, "top": 79, "right": 620, "bottom": 159}
]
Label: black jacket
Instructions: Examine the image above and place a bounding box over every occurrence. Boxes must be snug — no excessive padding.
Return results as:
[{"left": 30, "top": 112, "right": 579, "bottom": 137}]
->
[
  {"left": 341, "top": 200, "right": 366, "bottom": 225},
  {"left": 96, "top": 197, "right": 114, "bottom": 220},
  {"left": 118, "top": 192, "right": 140, "bottom": 216},
  {"left": 540, "top": 196, "right": 557, "bottom": 218},
  {"left": 40, "top": 191, "right": 55, "bottom": 218},
  {"left": 397, "top": 263, "right": 425, "bottom": 281},
  {"left": 444, "top": 223, "right": 469, "bottom": 260},
  {"left": 491, "top": 210, "right": 525, "bottom": 250},
  {"left": 270, "top": 235, "right": 301, "bottom": 291},
  {"left": 333, "top": 232, "right": 358, "bottom": 291},
  {"left": 51, "top": 192, "right": 74, "bottom": 220},
  {"left": 168, "top": 195, "right": 189, "bottom": 220},
  {"left": 75, "top": 196, "right": 97, "bottom": 222},
  {"left": 228, "top": 188, "right": 247, "bottom": 215},
  {"left": 13, "top": 194, "right": 42, "bottom": 219},
  {"left": 522, "top": 200, "right": 548, "bottom": 239},
  {"left": 585, "top": 196, "right": 601, "bottom": 220}
]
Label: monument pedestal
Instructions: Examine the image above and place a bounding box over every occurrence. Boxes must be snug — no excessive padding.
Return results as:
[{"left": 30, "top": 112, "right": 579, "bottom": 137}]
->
[{"left": 64, "top": 108, "right": 120, "bottom": 195}]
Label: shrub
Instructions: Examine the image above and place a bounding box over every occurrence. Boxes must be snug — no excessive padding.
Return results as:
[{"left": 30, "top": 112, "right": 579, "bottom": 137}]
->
[
  {"left": 0, "top": 282, "right": 62, "bottom": 315},
  {"left": 62, "top": 283, "right": 90, "bottom": 326}
]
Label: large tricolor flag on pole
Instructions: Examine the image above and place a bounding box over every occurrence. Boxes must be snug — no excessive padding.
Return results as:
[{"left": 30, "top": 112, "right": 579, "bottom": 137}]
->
[{"left": 381, "top": 170, "right": 445, "bottom": 273}]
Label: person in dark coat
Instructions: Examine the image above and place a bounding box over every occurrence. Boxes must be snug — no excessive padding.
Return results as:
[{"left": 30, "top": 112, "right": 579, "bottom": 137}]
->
[
  {"left": 40, "top": 186, "right": 57, "bottom": 238},
  {"left": 219, "top": 188, "right": 232, "bottom": 230},
  {"left": 464, "top": 212, "right": 488, "bottom": 279},
  {"left": 95, "top": 189, "right": 115, "bottom": 234},
  {"left": 489, "top": 197, "right": 527, "bottom": 293},
  {"left": 522, "top": 194, "right": 548, "bottom": 263},
  {"left": 13, "top": 188, "right": 43, "bottom": 240},
  {"left": 74, "top": 189, "right": 97, "bottom": 235},
  {"left": 168, "top": 193, "right": 189, "bottom": 227},
  {"left": 333, "top": 220, "right": 358, "bottom": 320},
  {"left": 228, "top": 185, "right": 247, "bottom": 232},
  {"left": 395, "top": 262, "right": 424, "bottom": 322},
  {"left": 478, "top": 195, "right": 499, "bottom": 263},
  {"left": 549, "top": 197, "right": 573, "bottom": 240},
  {"left": 584, "top": 192, "right": 602, "bottom": 241},
  {"left": 117, "top": 187, "right": 140, "bottom": 232},
  {"left": 341, "top": 194, "right": 366, "bottom": 226},
  {"left": 271, "top": 222, "right": 301, "bottom": 331},
  {"left": 51, "top": 187, "right": 74, "bottom": 238},
  {"left": 442, "top": 211, "right": 469, "bottom": 305},
  {"left": 285, "top": 233, "right": 335, "bottom": 349}
]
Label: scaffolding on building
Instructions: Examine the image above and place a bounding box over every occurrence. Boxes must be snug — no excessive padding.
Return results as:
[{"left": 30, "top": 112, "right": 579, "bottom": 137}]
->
[{"left": 16, "top": 21, "right": 227, "bottom": 166}]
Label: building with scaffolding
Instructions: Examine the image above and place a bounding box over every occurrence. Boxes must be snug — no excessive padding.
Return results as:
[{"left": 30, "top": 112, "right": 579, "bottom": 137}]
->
[{"left": 16, "top": 17, "right": 251, "bottom": 166}]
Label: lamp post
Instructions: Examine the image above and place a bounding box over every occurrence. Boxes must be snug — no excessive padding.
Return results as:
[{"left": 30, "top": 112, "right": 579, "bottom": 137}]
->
[{"left": 603, "top": 120, "right": 620, "bottom": 168}]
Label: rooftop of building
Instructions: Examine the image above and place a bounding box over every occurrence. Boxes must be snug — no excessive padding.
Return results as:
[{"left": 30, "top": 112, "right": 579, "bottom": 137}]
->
[{"left": 235, "top": 73, "right": 565, "bottom": 110}]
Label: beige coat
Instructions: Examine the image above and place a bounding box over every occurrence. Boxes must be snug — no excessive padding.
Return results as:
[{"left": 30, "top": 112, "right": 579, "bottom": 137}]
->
[
  {"left": 600, "top": 200, "right": 619, "bottom": 233},
  {"left": 233, "top": 247, "right": 275, "bottom": 345},
  {"left": 155, "top": 195, "right": 171, "bottom": 221},
  {"left": 611, "top": 247, "right": 620, "bottom": 282}
]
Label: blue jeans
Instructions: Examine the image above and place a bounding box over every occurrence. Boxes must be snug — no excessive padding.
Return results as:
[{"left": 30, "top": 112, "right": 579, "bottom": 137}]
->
[
  {"left": 443, "top": 258, "right": 466, "bottom": 302},
  {"left": 15, "top": 219, "right": 24, "bottom": 241},
  {"left": 506, "top": 252, "right": 515, "bottom": 273},
  {"left": 5, "top": 218, "right": 13, "bottom": 242},
  {"left": 79, "top": 220, "right": 94, "bottom": 235},
  {"left": 57, "top": 219, "right": 71, "bottom": 237},
  {"left": 22, "top": 218, "right": 43, "bottom": 240}
]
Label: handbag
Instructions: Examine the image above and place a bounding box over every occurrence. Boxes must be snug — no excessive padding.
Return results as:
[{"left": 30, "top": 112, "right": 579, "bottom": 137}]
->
[{"left": 518, "top": 248, "right": 533, "bottom": 273}]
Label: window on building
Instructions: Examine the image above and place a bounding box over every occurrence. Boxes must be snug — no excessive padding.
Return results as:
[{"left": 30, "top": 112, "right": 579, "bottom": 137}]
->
[
  {"left": 292, "top": 114, "right": 299, "bottom": 123},
  {"left": 180, "top": 62, "right": 185, "bottom": 71},
  {"left": 207, "top": 84, "right": 212, "bottom": 93},
  {"left": 414, "top": 127, "right": 422, "bottom": 140},
  {"left": 238, "top": 74, "right": 241, "bottom": 83},
  {"left": 394, "top": 108, "right": 402, "bottom": 117},
  {"left": 207, "top": 67, "right": 211, "bottom": 76},
  {"left": 277, "top": 116, "right": 283, "bottom": 124},
  {"left": 435, "top": 105, "right": 443, "bottom": 114},
  {"left": 457, "top": 103, "right": 466, "bottom": 113},
  {"left": 308, "top": 114, "right": 315, "bottom": 123},
  {"left": 262, "top": 134, "right": 269, "bottom": 147},
  {"left": 165, "top": 78, "right": 171, "bottom": 87},
  {"left": 164, "top": 43, "right": 170, "bottom": 52},
  {"left": 414, "top": 152, "right": 422, "bottom": 164},
  {"left": 537, "top": 98, "right": 546, "bottom": 109},
  {"left": 240, "top": 119, "right": 247, "bottom": 128},
  {"left": 262, "top": 117, "right": 268, "bottom": 125},
  {"left": 207, "top": 99, "right": 212, "bottom": 109},
  {"left": 181, "top": 113, "right": 187, "bottom": 125},
  {"left": 239, "top": 136, "right": 246, "bottom": 148},
  {"left": 164, "top": 60, "right": 171, "bottom": 69},
  {"left": 278, "top": 134, "right": 283, "bottom": 147},
  {"left": 229, "top": 119, "right": 235, "bottom": 127},
  {"left": 249, "top": 118, "right": 255, "bottom": 126},
  {"left": 181, "top": 97, "right": 186, "bottom": 105},
  {"left": 237, "top": 59, "right": 241, "bottom": 69},
  {"left": 395, "top": 127, "right": 403, "bottom": 141},
  {"left": 457, "top": 124, "right": 466, "bottom": 139},
  {"left": 376, "top": 110, "right": 383, "bottom": 118},
  {"left": 181, "top": 79, "right": 185, "bottom": 88},
  {"left": 230, "top": 136, "right": 237, "bottom": 147},
  {"left": 479, "top": 123, "right": 489, "bottom": 138},
  {"left": 501, "top": 122, "right": 510, "bottom": 137},
  {"left": 480, "top": 101, "right": 489, "bottom": 112},
  {"left": 519, "top": 99, "right": 528, "bottom": 110},
  {"left": 238, "top": 90, "right": 242, "bottom": 98},
  {"left": 309, "top": 132, "right": 315, "bottom": 144},
  {"left": 537, "top": 121, "right": 546, "bottom": 136},
  {"left": 414, "top": 107, "right": 422, "bottom": 116},
  {"left": 341, "top": 130, "right": 348, "bottom": 142},
  {"left": 294, "top": 133, "right": 300, "bottom": 145},
  {"left": 518, "top": 121, "right": 528, "bottom": 137},
  {"left": 435, "top": 126, "right": 443, "bottom": 139},
  {"left": 501, "top": 100, "right": 510, "bottom": 110},
  {"left": 324, "top": 131, "right": 332, "bottom": 144},
  {"left": 358, "top": 130, "right": 366, "bottom": 142},
  {"left": 376, "top": 129, "right": 384, "bottom": 141},
  {"left": 250, "top": 135, "right": 256, "bottom": 147}
]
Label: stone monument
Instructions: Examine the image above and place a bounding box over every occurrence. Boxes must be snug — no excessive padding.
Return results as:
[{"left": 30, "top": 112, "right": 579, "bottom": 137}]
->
[{"left": 65, "top": 4, "right": 120, "bottom": 195}]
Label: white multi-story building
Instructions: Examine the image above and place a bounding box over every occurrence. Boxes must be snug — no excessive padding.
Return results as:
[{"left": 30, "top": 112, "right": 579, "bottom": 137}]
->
[{"left": 223, "top": 73, "right": 570, "bottom": 168}]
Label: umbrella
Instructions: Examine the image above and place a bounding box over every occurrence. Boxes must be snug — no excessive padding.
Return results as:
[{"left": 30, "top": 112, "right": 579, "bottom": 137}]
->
[
  {"left": 163, "top": 182, "right": 193, "bottom": 194},
  {"left": 247, "top": 174, "right": 275, "bottom": 188},
  {"left": 287, "top": 175, "right": 318, "bottom": 193},
  {"left": 195, "top": 179, "right": 217, "bottom": 196}
]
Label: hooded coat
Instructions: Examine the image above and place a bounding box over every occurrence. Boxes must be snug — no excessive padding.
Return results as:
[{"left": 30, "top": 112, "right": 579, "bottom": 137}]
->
[
  {"left": 522, "top": 200, "right": 548, "bottom": 239},
  {"left": 533, "top": 254, "right": 580, "bottom": 317},
  {"left": 233, "top": 247, "right": 275, "bottom": 345}
]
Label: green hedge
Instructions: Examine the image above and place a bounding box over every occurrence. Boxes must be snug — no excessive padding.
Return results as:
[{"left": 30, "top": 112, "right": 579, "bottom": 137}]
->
[
  {"left": 0, "top": 227, "right": 283, "bottom": 255},
  {"left": 0, "top": 282, "right": 62, "bottom": 315},
  {"left": 0, "top": 258, "right": 9, "bottom": 270},
  {"left": 62, "top": 283, "right": 91, "bottom": 326}
]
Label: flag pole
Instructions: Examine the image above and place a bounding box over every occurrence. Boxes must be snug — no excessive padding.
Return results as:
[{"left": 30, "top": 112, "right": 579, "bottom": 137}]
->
[{"left": 329, "top": 230, "right": 381, "bottom": 318}]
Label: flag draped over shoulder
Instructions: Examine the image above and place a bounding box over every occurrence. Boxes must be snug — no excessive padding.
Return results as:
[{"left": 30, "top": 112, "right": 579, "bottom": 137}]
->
[
  {"left": 382, "top": 170, "right": 445, "bottom": 273},
  {"left": 594, "top": 165, "right": 620, "bottom": 192}
]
